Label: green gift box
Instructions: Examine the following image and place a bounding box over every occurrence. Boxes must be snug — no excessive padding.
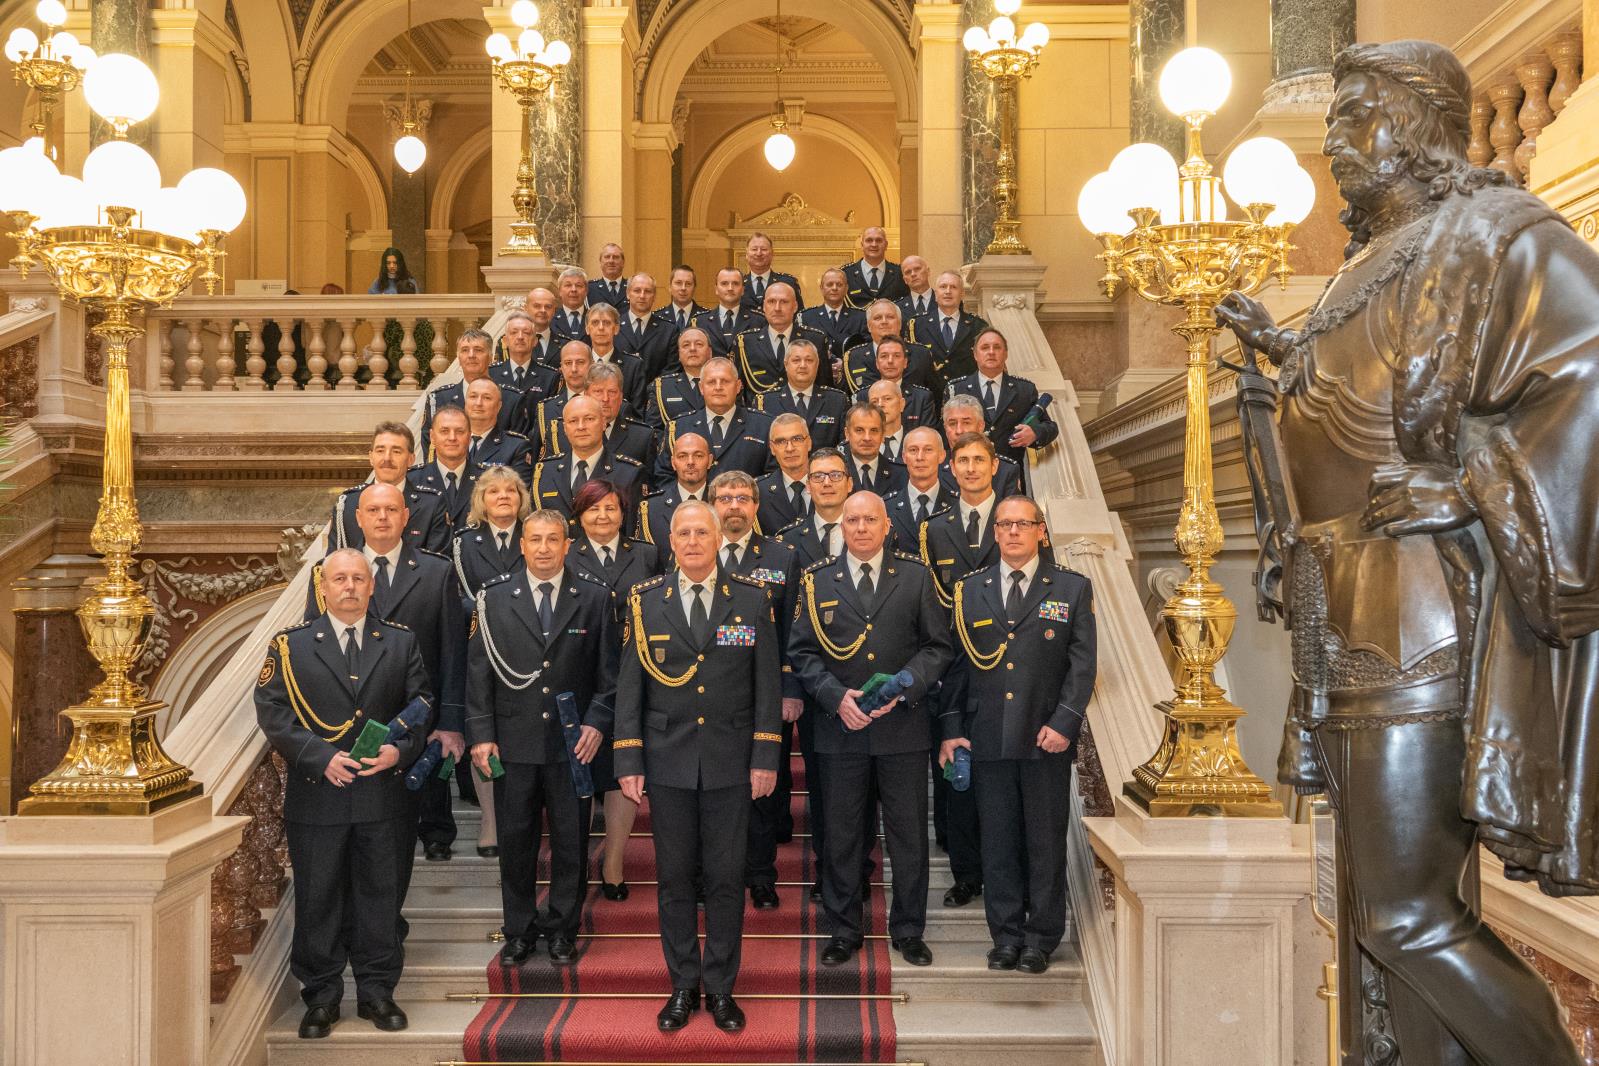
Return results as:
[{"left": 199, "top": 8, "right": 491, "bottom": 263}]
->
[
  {"left": 475, "top": 753, "right": 505, "bottom": 781},
  {"left": 437, "top": 754, "right": 456, "bottom": 781},
  {"left": 347, "top": 718, "right": 391, "bottom": 763}
]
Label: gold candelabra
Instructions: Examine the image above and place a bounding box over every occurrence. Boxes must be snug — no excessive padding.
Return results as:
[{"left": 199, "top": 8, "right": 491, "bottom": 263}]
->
[
  {"left": 964, "top": 2, "right": 1050, "bottom": 256},
  {"left": 4, "top": 1, "right": 92, "bottom": 160},
  {"left": 485, "top": 1, "right": 571, "bottom": 257},
  {"left": 2, "top": 47, "right": 246, "bottom": 815},
  {"left": 1079, "top": 46, "right": 1315, "bottom": 817}
]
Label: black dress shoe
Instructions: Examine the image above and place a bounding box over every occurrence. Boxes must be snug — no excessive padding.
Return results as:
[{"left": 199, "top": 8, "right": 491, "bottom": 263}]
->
[
  {"left": 657, "top": 988, "right": 700, "bottom": 1031},
  {"left": 356, "top": 997, "right": 408, "bottom": 1031},
  {"left": 987, "top": 945, "right": 1021, "bottom": 971},
  {"left": 476, "top": 845, "right": 499, "bottom": 858},
  {"left": 706, "top": 993, "right": 746, "bottom": 1032},
  {"left": 943, "top": 881, "right": 982, "bottom": 908},
  {"left": 601, "top": 880, "right": 630, "bottom": 901},
  {"left": 547, "top": 935, "right": 577, "bottom": 964},
  {"left": 1017, "top": 947, "right": 1050, "bottom": 974},
  {"left": 499, "top": 936, "right": 537, "bottom": 965},
  {"left": 297, "top": 1004, "right": 339, "bottom": 1039},
  {"left": 423, "top": 841, "right": 452, "bottom": 862},
  {"left": 893, "top": 936, "right": 934, "bottom": 966},
  {"left": 809, "top": 882, "right": 823, "bottom": 903},
  {"left": 820, "top": 937, "right": 859, "bottom": 966},
  {"left": 750, "top": 884, "right": 780, "bottom": 909}
]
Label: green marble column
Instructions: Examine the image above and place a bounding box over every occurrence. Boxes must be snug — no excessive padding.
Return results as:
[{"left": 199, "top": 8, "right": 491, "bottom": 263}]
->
[
  {"left": 960, "top": 0, "right": 999, "bottom": 263},
  {"left": 532, "top": 0, "right": 581, "bottom": 266},
  {"left": 1129, "top": 0, "right": 1185, "bottom": 158},
  {"left": 89, "top": 0, "right": 150, "bottom": 147},
  {"left": 1270, "top": 0, "right": 1355, "bottom": 82}
]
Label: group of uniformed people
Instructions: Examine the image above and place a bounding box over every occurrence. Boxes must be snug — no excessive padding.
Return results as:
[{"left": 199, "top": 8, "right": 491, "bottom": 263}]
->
[{"left": 254, "top": 229, "right": 1097, "bottom": 1039}]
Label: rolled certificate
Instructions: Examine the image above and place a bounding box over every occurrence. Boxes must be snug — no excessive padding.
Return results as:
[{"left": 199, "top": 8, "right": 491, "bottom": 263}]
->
[{"left": 556, "top": 691, "right": 596, "bottom": 799}]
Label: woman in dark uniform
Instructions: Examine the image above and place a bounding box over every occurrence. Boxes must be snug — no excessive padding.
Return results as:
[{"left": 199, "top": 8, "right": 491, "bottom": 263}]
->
[{"left": 568, "top": 478, "right": 660, "bottom": 900}]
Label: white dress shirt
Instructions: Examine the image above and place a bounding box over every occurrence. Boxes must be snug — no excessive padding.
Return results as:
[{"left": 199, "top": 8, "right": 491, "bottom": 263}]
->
[
  {"left": 846, "top": 549, "right": 886, "bottom": 588},
  {"left": 1003, "top": 553, "right": 1041, "bottom": 600},
  {"left": 813, "top": 513, "right": 844, "bottom": 557},
  {"left": 526, "top": 569, "right": 562, "bottom": 612},
  {"left": 331, "top": 614, "right": 369, "bottom": 648},
  {"left": 960, "top": 492, "right": 997, "bottom": 535},
  {"left": 677, "top": 570, "right": 715, "bottom": 626}
]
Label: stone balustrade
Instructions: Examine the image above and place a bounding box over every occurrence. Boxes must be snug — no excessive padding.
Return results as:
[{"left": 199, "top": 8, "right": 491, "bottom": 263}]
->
[
  {"left": 1463, "top": 14, "right": 1583, "bottom": 184},
  {"left": 145, "top": 294, "right": 495, "bottom": 394}
]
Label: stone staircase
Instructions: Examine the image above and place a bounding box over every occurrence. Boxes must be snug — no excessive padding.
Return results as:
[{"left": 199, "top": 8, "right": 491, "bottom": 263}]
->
[{"left": 263, "top": 798, "right": 1098, "bottom": 1066}]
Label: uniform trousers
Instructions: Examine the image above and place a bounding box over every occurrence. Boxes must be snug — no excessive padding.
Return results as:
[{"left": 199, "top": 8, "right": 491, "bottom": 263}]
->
[
  {"left": 651, "top": 781, "right": 751, "bottom": 994},
  {"left": 1316, "top": 716, "right": 1580, "bottom": 1066},
  {"left": 796, "top": 700, "right": 827, "bottom": 871},
  {"left": 495, "top": 760, "right": 591, "bottom": 940},
  {"left": 417, "top": 772, "right": 457, "bottom": 846},
  {"left": 287, "top": 815, "right": 412, "bottom": 1007},
  {"left": 746, "top": 726, "right": 794, "bottom": 888},
  {"left": 819, "top": 750, "right": 928, "bottom": 942},
  {"left": 974, "top": 755, "right": 1069, "bottom": 952}
]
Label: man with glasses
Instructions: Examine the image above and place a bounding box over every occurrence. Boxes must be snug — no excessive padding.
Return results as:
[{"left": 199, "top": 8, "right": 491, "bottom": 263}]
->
[
  {"left": 756, "top": 414, "right": 813, "bottom": 535},
  {"left": 755, "top": 338, "right": 847, "bottom": 450},
  {"left": 942, "top": 496, "right": 1093, "bottom": 976},
  {"left": 789, "top": 491, "right": 953, "bottom": 968},
  {"left": 711, "top": 470, "right": 804, "bottom": 908}
]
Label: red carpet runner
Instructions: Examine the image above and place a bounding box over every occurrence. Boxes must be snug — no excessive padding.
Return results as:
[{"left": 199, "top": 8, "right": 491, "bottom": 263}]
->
[{"left": 462, "top": 754, "right": 897, "bottom": 1062}]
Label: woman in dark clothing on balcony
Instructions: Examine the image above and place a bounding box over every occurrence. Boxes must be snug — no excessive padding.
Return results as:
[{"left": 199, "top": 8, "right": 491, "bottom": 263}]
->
[{"left": 369, "top": 247, "right": 419, "bottom": 295}]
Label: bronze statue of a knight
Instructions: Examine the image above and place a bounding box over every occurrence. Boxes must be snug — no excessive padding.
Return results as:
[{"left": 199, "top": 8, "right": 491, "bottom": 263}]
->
[{"left": 1218, "top": 39, "right": 1599, "bottom": 1066}]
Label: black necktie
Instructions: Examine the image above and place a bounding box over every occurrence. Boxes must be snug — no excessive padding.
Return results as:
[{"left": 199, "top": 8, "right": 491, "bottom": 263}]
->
[
  {"left": 678, "top": 310, "right": 688, "bottom": 330},
  {"left": 690, "top": 376, "right": 700, "bottom": 392},
  {"left": 1006, "top": 570, "right": 1025, "bottom": 620},
  {"left": 869, "top": 266, "right": 880, "bottom": 291},
  {"left": 570, "top": 311, "right": 581, "bottom": 333},
  {"left": 916, "top": 295, "right": 926, "bottom": 315},
  {"left": 942, "top": 316, "right": 955, "bottom": 348},
  {"left": 573, "top": 458, "right": 590, "bottom": 490},
  {"left": 822, "top": 522, "right": 837, "bottom": 556},
  {"left": 513, "top": 365, "right": 526, "bottom": 389},
  {"left": 856, "top": 562, "right": 875, "bottom": 614},
  {"left": 775, "top": 333, "right": 786, "bottom": 363},
  {"left": 984, "top": 379, "right": 998, "bottom": 416},
  {"left": 754, "top": 276, "right": 765, "bottom": 299},
  {"left": 915, "top": 493, "right": 930, "bottom": 524},
  {"left": 601, "top": 544, "right": 614, "bottom": 569},
  {"left": 373, "top": 555, "right": 391, "bottom": 605},
  {"left": 689, "top": 582, "right": 710, "bottom": 644},
  {"left": 497, "top": 531, "right": 511, "bottom": 556},
  {"left": 711, "top": 415, "right": 726, "bottom": 448},
  {"left": 471, "top": 435, "right": 482, "bottom": 460},
  {"left": 966, "top": 508, "right": 981, "bottom": 548},
  {"left": 537, "top": 581, "right": 554, "bottom": 634},
  {"left": 724, "top": 544, "right": 739, "bottom": 570},
  {"left": 860, "top": 462, "right": 873, "bottom": 491},
  {"left": 343, "top": 626, "right": 360, "bottom": 692},
  {"left": 795, "top": 391, "right": 809, "bottom": 418},
  {"left": 884, "top": 436, "right": 897, "bottom": 462},
  {"left": 723, "top": 310, "right": 733, "bottom": 332},
  {"left": 829, "top": 308, "right": 838, "bottom": 327},
  {"left": 445, "top": 471, "right": 458, "bottom": 510},
  {"left": 791, "top": 480, "right": 807, "bottom": 513}
]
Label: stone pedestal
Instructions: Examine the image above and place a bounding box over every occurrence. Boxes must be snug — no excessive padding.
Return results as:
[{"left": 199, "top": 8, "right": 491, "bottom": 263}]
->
[
  {"left": 1086, "top": 796, "right": 1322, "bottom": 1066},
  {"left": 0, "top": 796, "right": 247, "bottom": 1066},
  {"left": 9, "top": 556, "right": 103, "bottom": 814},
  {"left": 481, "top": 262, "right": 560, "bottom": 309}
]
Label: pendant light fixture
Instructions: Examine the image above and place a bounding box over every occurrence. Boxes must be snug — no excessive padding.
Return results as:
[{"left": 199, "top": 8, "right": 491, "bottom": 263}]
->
[
  {"left": 763, "top": 0, "right": 796, "bottom": 172},
  {"left": 392, "top": 0, "right": 427, "bottom": 174}
]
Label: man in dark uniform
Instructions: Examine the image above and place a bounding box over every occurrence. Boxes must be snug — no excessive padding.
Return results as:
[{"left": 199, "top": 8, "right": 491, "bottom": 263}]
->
[
  {"left": 755, "top": 339, "right": 847, "bottom": 449},
  {"left": 618, "top": 273, "right": 678, "bottom": 380},
  {"left": 840, "top": 402, "right": 908, "bottom": 499},
  {"left": 842, "top": 226, "right": 908, "bottom": 307},
  {"left": 755, "top": 413, "right": 812, "bottom": 536},
  {"left": 422, "top": 328, "right": 524, "bottom": 455},
  {"left": 735, "top": 281, "right": 832, "bottom": 393},
  {"left": 530, "top": 394, "right": 646, "bottom": 528},
  {"left": 886, "top": 427, "right": 955, "bottom": 551},
  {"left": 939, "top": 396, "right": 1022, "bottom": 500},
  {"left": 841, "top": 303, "right": 938, "bottom": 396},
  {"left": 866, "top": 381, "right": 915, "bottom": 470},
  {"left": 587, "top": 243, "right": 629, "bottom": 309},
  {"left": 788, "top": 490, "right": 954, "bottom": 968},
  {"left": 545, "top": 363, "right": 654, "bottom": 467},
  {"left": 799, "top": 267, "right": 868, "bottom": 365},
  {"left": 647, "top": 328, "right": 712, "bottom": 432},
  {"left": 945, "top": 328, "right": 1058, "bottom": 476},
  {"left": 491, "top": 310, "right": 562, "bottom": 406},
  {"left": 615, "top": 501, "right": 783, "bottom": 1033},
  {"left": 257, "top": 548, "right": 431, "bottom": 1039},
  {"left": 410, "top": 406, "right": 480, "bottom": 528},
  {"left": 523, "top": 287, "right": 562, "bottom": 367},
  {"left": 741, "top": 231, "right": 804, "bottom": 314},
  {"left": 330, "top": 422, "right": 451, "bottom": 553},
  {"left": 532, "top": 342, "right": 595, "bottom": 454},
  {"left": 909, "top": 272, "right": 988, "bottom": 382},
  {"left": 942, "top": 495, "right": 1094, "bottom": 975},
  {"left": 710, "top": 470, "right": 804, "bottom": 908},
  {"left": 637, "top": 431, "right": 711, "bottom": 555},
  {"left": 857, "top": 338, "right": 936, "bottom": 429},
  {"left": 652, "top": 265, "right": 707, "bottom": 357},
  {"left": 467, "top": 509, "right": 618, "bottom": 965},
  {"left": 895, "top": 255, "right": 936, "bottom": 322},
  {"left": 308, "top": 483, "right": 467, "bottom": 865},
  {"left": 654, "top": 358, "right": 773, "bottom": 486},
  {"left": 693, "top": 268, "right": 766, "bottom": 358},
  {"left": 550, "top": 267, "right": 592, "bottom": 348},
  {"left": 464, "top": 379, "right": 536, "bottom": 481},
  {"left": 586, "top": 303, "right": 649, "bottom": 414}
]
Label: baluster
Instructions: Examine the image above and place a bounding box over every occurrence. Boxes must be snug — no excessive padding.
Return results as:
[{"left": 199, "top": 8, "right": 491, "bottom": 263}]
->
[
  {"left": 241, "top": 318, "right": 267, "bottom": 390},
  {"left": 366, "top": 323, "right": 391, "bottom": 390},
  {"left": 1468, "top": 94, "right": 1493, "bottom": 168},
  {"left": 215, "top": 321, "right": 237, "bottom": 391},
  {"left": 1515, "top": 51, "right": 1556, "bottom": 179},
  {"left": 1488, "top": 78, "right": 1525, "bottom": 182},
  {"left": 1549, "top": 30, "right": 1583, "bottom": 114},
  {"left": 398, "top": 317, "right": 420, "bottom": 390},
  {"left": 275, "top": 319, "right": 298, "bottom": 390},
  {"left": 335, "top": 318, "right": 359, "bottom": 390},
  {"left": 182, "top": 319, "right": 206, "bottom": 391},
  {"left": 430, "top": 319, "right": 450, "bottom": 378},
  {"left": 305, "top": 319, "right": 329, "bottom": 390},
  {"left": 157, "top": 319, "right": 175, "bottom": 390}
]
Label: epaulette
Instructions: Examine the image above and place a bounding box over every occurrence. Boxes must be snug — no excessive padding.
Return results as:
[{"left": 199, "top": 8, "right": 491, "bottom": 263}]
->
[
  {"left": 802, "top": 556, "right": 834, "bottom": 575},
  {"left": 774, "top": 516, "right": 808, "bottom": 538},
  {"left": 816, "top": 385, "right": 845, "bottom": 397},
  {"left": 629, "top": 573, "right": 669, "bottom": 596},
  {"left": 406, "top": 461, "right": 430, "bottom": 474},
  {"left": 574, "top": 569, "right": 611, "bottom": 590},
  {"left": 484, "top": 572, "right": 516, "bottom": 587},
  {"left": 928, "top": 503, "right": 956, "bottom": 519},
  {"left": 410, "top": 483, "right": 443, "bottom": 496},
  {"left": 278, "top": 619, "right": 315, "bottom": 636},
  {"left": 893, "top": 550, "right": 929, "bottom": 568},
  {"left": 997, "top": 455, "right": 1018, "bottom": 467},
  {"left": 506, "top": 430, "right": 531, "bottom": 441},
  {"left": 416, "top": 547, "right": 449, "bottom": 560},
  {"left": 338, "top": 484, "right": 362, "bottom": 499},
  {"left": 613, "top": 453, "right": 643, "bottom": 467},
  {"left": 378, "top": 618, "right": 412, "bottom": 631},
  {"left": 728, "top": 571, "right": 765, "bottom": 590}
]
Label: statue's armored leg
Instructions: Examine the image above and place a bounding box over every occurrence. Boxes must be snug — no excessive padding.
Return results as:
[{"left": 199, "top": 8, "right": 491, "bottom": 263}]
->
[{"left": 1318, "top": 719, "right": 1578, "bottom": 1065}]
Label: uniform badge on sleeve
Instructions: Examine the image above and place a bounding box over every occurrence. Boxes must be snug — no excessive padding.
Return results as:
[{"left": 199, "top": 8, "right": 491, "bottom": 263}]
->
[
  {"left": 716, "top": 624, "right": 757, "bottom": 647},
  {"left": 1039, "top": 601, "right": 1070, "bottom": 622},
  {"left": 257, "top": 656, "right": 276, "bottom": 687}
]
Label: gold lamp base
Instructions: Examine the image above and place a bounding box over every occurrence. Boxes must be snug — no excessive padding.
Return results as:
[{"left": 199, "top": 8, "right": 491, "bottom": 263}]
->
[
  {"left": 500, "top": 220, "right": 545, "bottom": 259},
  {"left": 1124, "top": 698, "right": 1281, "bottom": 817},
  {"left": 17, "top": 699, "right": 200, "bottom": 816}
]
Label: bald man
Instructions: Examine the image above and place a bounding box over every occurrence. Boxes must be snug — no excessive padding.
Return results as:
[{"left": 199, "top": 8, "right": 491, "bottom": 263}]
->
[
  {"left": 842, "top": 227, "right": 908, "bottom": 307},
  {"left": 895, "top": 255, "right": 936, "bottom": 322},
  {"left": 530, "top": 393, "right": 646, "bottom": 528}
]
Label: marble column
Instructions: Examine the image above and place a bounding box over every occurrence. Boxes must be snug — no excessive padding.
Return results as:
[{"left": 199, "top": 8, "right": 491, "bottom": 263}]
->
[
  {"left": 8, "top": 557, "right": 103, "bottom": 814},
  {"left": 1270, "top": 0, "right": 1354, "bottom": 83},
  {"left": 960, "top": 0, "right": 1000, "bottom": 263},
  {"left": 535, "top": 0, "right": 583, "bottom": 267},
  {"left": 89, "top": 0, "right": 151, "bottom": 148},
  {"left": 1129, "top": 0, "right": 1185, "bottom": 160}
]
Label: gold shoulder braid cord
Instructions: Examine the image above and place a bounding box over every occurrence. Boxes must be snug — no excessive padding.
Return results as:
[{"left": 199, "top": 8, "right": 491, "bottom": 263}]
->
[
  {"left": 736, "top": 336, "right": 779, "bottom": 393},
  {"left": 274, "top": 633, "right": 357, "bottom": 741},
  {"left": 312, "top": 564, "right": 327, "bottom": 613},
  {"left": 474, "top": 589, "right": 544, "bottom": 690},
  {"left": 953, "top": 580, "right": 1006, "bottom": 671},
  {"left": 802, "top": 570, "right": 866, "bottom": 661},
  {"left": 918, "top": 524, "right": 953, "bottom": 608},
  {"left": 630, "top": 590, "right": 698, "bottom": 687}
]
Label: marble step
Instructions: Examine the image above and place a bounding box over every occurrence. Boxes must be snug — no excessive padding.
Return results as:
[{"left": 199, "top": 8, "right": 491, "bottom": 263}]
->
[{"left": 264, "top": 998, "right": 477, "bottom": 1066}]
